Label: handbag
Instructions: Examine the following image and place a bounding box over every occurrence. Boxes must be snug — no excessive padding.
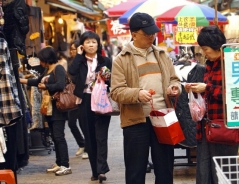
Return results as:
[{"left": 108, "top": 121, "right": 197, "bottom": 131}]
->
[
  {"left": 205, "top": 119, "right": 239, "bottom": 145},
  {"left": 40, "top": 90, "right": 52, "bottom": 116},
  {"left": 52, "top": 69, "right": 78, "bottom": 112}
]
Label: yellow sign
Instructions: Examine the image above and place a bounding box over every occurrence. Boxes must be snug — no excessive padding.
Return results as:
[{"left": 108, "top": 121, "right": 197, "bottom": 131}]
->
[
  {"left": 175, "top": 16, "right": 197, "bottom": 44},
  {"left": 177, "top": 16, "right": 196, "bottom": 28},
  {"left": 175, "top": 31, "right": 198, "bottom": 44}
]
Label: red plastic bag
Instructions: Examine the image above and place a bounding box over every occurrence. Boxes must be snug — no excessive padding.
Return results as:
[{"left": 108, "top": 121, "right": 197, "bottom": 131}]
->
[
  {"left": 188, "top": 90, "right": 206, "bottom": 122},
  {"left": 91, "top": 77, "right": 112, "bottom": 114}
]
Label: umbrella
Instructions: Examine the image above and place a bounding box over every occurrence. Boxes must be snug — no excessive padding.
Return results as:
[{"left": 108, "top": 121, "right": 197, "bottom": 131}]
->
[
  {"left": 104, "top": 0, "right": 146, "bottom": 18},
  {"left": 119, "top": 0, "right": 192, "bottom": 24},
  {"left": 156, "top": 4, "right": 228, "bottom": 26}
]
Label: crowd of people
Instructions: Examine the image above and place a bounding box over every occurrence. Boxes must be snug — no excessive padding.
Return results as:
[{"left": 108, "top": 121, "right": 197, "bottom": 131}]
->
[{"left": 19, "top": 11, "right": 238, "bottom": 184}]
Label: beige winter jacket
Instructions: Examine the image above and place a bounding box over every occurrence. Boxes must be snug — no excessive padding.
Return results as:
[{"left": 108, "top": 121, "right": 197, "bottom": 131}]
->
[{"left": 110, "top": 43, "right": 181, "bottom": 128}]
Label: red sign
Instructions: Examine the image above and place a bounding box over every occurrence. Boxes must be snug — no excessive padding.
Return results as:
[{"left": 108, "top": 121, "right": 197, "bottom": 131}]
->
[{"left": 106, "top": 19, "right": 130, "bottom": 37}]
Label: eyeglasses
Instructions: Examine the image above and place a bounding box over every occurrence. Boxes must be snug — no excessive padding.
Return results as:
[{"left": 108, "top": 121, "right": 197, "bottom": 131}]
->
[
  {"left": 70, "top": 48, "right": 77, "bottom": 51},
  {"left": 135, "top": 32, "right": 156, "bottom": 38}
]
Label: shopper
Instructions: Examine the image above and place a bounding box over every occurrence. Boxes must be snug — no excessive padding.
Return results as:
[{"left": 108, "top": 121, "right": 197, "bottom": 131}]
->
[
  {"left": 67, "top": 40, "right": 88, "bottom": 159},
  {"left": 110, "top": 12, "right": 181, "bottom": 184},
  {"left": 20, "top": 46, "right": 72, "bottom": 176},
  {"left": 184, "top": 25, "right": 238, "bottom": 184},
  {"left": 68, "top": 31, "right": 112, "bottom": 182}
]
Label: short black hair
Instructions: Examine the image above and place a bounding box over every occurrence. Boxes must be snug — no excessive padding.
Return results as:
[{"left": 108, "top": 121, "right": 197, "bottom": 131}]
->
[
  {"left": 79, "top": 31, "right": 102, "bottom": 55},
  {"left": 37, "top": 46, "right": 58, "bottom": 64},
  {"left": 197, "top": 26, "right": 226, "bottom": 50}
]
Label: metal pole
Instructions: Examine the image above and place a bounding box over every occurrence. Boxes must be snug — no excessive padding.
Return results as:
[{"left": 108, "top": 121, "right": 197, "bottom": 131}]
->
[{"left": 214, "top": 0, "right": 218, "bottom": 26}]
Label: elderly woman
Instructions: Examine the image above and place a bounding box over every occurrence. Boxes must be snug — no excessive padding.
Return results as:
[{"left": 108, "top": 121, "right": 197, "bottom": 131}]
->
[
  {"left": 185, "top": 26, "right": 238, "bottom": 184},
  {"left": 20, "top": 46, "right": 71, "bottom": 176},
  {"left": 68, "top": 31, "right": 112, "bottom": 182}
]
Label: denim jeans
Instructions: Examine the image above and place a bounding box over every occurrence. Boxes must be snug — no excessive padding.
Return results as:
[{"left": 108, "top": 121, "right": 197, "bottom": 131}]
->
[
  {"left": 123, "top": 118, "right": 174, "bottom": 184},
  {"left": 196, "top": 121, "right": 238, "bottom": 184},
  {"left": 48, "top": 120, "right": 69, "bottom": 168}
]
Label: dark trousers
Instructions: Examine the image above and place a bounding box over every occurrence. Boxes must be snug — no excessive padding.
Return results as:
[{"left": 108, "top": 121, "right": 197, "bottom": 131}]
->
[
  {"left": 79, "top": 93, "right": 111, "bottom": 177},
  {"left": 123, "top": 118, "right": 174, "bottom": 184},
  {"left": 196, "top": 122, "right": 238, "bottom": 184},
  {"left": 48, "top": 120, "right": 69, "bottom": 168},
  {"left": 68, "top": 108, "right": 85, "bottom": 148}
]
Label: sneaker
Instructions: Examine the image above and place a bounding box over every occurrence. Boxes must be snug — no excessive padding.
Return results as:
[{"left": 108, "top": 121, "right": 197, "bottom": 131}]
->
[
  {"left": 55, "top": 166, "right": 72, "bottom": 176},
  {"left": 82, "top": 152, "right": 88, "bottom": 159},
  {"left": 76, "top": 147, "right": 85, "bottom": 156},
  {"left": 46, "top": 164, "right": 60, "bottom": 173}
]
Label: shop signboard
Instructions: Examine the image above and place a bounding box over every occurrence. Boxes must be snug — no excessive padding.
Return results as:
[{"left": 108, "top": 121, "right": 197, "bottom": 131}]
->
[
  {"left": 173, "top": 16, "right": 199, "bottom": 45},
  {"left": 106, "top": 19, "right": 130, "bottom": 37},
  {"left": 222, "top": 46, "right": 239, "bottom": 128}
]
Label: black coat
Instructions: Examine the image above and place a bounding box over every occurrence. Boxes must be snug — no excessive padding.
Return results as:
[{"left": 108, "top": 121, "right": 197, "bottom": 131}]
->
[
  {"left": 174, "top": 63, "right": 205, "bottom": 147},
  {"left": 68, "top": 53, "right": 112, "bottom": 99},
  {"left": 3, "top": 0, "right": 29, "bottom": 55}
]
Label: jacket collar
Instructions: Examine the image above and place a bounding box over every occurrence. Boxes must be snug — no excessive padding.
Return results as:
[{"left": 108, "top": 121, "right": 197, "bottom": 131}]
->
[{"left": 120, "top": 42, "right": 166, "bottom": 56}]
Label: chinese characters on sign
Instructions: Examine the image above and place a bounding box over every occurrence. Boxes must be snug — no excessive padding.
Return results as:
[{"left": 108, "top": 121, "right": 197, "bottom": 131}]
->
[
  {"left": 224, "top": 48, "right": 239, "bottom": 127},
  {"left": 174, "top": 16, "right": 199, "bottom": 45},
  {"left": 106, "top": 19, "right": 130, "bottom": 37}
]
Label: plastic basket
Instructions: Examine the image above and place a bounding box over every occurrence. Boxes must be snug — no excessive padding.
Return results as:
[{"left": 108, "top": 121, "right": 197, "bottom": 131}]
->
[{"left": 213, "top": 156, "right": 239, "bottom": 184}]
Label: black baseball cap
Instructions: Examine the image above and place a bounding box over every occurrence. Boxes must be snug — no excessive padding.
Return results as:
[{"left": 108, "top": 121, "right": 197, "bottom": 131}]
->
[{"left": 129, "top": 12, "right": 160, "bottom": 34}]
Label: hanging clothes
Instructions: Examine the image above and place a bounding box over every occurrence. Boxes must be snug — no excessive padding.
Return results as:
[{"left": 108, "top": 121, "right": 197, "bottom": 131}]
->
[
  {"left": 69, "top": 19, "right": 85, "bottom": 42},
  {"left": 25, "top": 5, "right": 44, "bottom": 57},
  {"left": 48, "top": 16, "right": 68, "bottom": 52},
  {"left": 0, "top": 38, "right": 22, "bottom": 125},
  {"left": 2, "top": 0, "right": 29, "bottom": 56}
]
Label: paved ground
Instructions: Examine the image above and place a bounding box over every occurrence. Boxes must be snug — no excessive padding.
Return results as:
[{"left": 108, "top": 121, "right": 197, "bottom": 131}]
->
[{"left": 17, "top": 116, "right": 196, "bottom": 184}]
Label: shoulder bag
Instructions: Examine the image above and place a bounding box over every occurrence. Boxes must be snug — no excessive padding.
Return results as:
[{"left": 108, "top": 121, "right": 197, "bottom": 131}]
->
[
  {"left": 52, "top": 68, "right": 78, "bottom": 112},
  {"left": 205, "top": 118, "right": 239, "bottom": 145}
]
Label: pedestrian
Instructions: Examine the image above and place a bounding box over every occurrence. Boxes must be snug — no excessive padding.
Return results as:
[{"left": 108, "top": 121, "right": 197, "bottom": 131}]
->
[
  {"left": 184, "top": 25, "right": 238, "bottom": 184},
  {"left": 110, "top": 12, "right": 181, "bottom": 184},
  {"left": 68, "top": 31, "right": 112, "bottom": 183},
  {"left": 20, "top": 46, "right": 72, "bottom": 176},
  {"left": 67, "top": 40, "right": 88, "bottom": 159}
]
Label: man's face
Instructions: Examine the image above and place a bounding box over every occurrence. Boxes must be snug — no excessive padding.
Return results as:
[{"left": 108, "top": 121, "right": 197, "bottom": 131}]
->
[{"left": 132, "top": 29, "right": 156, "bottom": 49}]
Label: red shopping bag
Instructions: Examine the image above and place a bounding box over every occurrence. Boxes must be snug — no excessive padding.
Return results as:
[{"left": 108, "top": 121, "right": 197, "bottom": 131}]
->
[{"left": 149, "top": 108, "right": 185, "bottom": 145}]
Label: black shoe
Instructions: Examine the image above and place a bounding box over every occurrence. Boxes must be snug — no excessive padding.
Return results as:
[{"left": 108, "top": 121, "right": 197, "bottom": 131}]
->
[
  {"left": 91, "top": 176, "right": 98, "bottom": 181},
  {"left": 98, "top": 174, "right": 107, "bottom": 183}
]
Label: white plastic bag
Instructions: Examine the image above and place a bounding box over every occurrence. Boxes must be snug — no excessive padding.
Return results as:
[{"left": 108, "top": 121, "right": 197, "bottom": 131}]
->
[{"left": 188, "top": 90, "right": 206, "bottom": 122}]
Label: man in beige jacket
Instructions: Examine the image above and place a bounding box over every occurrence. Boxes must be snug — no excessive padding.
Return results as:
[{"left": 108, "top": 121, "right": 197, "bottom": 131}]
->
[{"left": 110, "top": 13, "right": 181, "bottom": 184}]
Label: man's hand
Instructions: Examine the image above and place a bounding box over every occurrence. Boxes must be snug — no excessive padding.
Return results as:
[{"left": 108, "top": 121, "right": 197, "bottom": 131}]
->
[
  {"left": 138, "top": 90, "right": 152, "bottom": 102},
  {"left": 167, "top": 85, "right": 179, "bottom": 97}
]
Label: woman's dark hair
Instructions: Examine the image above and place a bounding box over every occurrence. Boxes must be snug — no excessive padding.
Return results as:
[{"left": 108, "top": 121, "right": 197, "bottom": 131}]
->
[
  {"left": 70, "top": 40, "right": 80, "bottom": 48},
  {"left": 79, "top": 31, "right": 102, "bottom": 55},
  {"left": 197, "top": 26, "right": 226, "bottom": 51},
  {"left": 37, "top": 46, "right": 58, "bottom": 64}
]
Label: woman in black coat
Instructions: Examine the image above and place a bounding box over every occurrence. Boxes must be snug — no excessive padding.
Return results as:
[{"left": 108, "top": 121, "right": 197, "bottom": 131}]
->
[
  {"left": 68, "top": 31, "right": 112, "bottom": 183},
  {"left": 20, "top": 47, "right": 71, "bottom": 176}
]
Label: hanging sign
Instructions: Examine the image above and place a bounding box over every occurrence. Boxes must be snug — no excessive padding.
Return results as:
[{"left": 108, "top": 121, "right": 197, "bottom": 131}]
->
[
  {"left": 106, "top": 19, "right": 130, "bottom": 37},
  {"left": 223, "top": 47, "right": 239, "bottom": 127},
  {"left": 174, "top": 16, "right": 199, "bottom": 45}
]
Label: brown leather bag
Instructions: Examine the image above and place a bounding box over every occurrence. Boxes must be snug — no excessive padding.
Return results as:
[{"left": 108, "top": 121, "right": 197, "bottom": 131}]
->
[{"left": 52, "top": 69, "right": 78, "bottom": 112}]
